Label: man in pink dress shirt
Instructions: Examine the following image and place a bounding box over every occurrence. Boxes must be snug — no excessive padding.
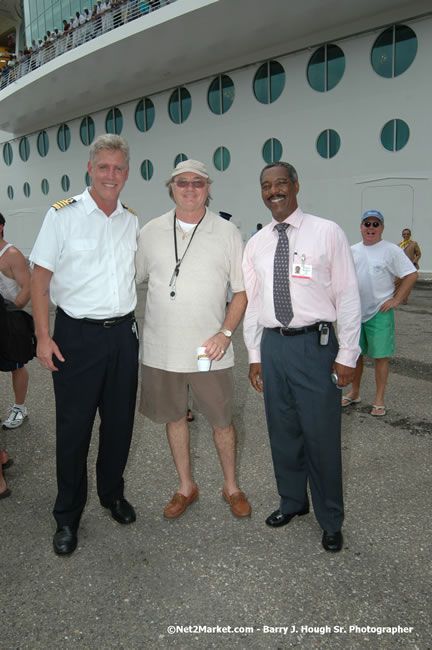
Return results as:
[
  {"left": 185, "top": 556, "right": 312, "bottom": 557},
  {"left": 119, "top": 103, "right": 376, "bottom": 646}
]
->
[{"left": 242, "top": 162, "right": 361, "bottom": 552}]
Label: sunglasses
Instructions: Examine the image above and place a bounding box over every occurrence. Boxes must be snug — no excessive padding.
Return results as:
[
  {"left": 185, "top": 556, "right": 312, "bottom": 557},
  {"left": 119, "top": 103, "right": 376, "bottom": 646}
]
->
[
  {"left": 172, "top": 179, "right": 207, "bottom": 189},
  {"left": 363, "top": 221, "right": 381, "bottom": 228}
]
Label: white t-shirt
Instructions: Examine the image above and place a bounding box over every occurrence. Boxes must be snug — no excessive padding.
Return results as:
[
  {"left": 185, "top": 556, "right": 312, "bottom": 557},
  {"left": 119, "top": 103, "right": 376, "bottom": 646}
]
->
[{"left": 351, "top": 239, "right": 416, "bottom": 322}]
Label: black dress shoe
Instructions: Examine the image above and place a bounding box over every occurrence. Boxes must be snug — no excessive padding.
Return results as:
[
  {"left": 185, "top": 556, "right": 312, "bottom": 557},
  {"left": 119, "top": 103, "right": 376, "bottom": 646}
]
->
[
  {"left": 265, "top": 506, "right": 309, "bottom": 527},
  {"left": 106, "top": 498, "right": 136, "bottom": 524},
  {"left": 53, "top": 525, "right": 78, "bottom": 555},
  {"left": 322, "top": 530, "right": 343, "bottom": 552}
]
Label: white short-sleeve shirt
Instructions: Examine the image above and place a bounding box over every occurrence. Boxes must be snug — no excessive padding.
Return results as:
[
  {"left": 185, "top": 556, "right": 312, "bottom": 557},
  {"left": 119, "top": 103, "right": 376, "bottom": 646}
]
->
[
  {"left": 351, "top": 239, "right": 416, "bottom": 322},
  {"left": 30, "top": 188, "right": 139, "bottom": 319}
]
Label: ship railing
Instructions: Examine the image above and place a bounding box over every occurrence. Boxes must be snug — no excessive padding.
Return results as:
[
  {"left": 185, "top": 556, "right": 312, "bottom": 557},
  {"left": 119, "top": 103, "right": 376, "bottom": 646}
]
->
[{"left": 0, "top": 0, "right": 176, "bottom": 92}]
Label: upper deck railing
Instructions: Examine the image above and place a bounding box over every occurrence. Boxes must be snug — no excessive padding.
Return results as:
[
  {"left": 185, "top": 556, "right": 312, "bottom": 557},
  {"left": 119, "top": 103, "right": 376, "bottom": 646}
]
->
[{"left": 0, "top": 0, "right": 176, "bottom": 92}]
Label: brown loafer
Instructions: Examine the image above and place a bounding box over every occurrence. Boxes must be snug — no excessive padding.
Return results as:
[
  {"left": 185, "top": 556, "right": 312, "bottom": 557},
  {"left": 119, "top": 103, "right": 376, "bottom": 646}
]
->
[
  {"left": 163, "top": 484, "right": 198, "bottom": 518},
  {"left": 222, "top": 489, "right": 251, "bottom": 518}
]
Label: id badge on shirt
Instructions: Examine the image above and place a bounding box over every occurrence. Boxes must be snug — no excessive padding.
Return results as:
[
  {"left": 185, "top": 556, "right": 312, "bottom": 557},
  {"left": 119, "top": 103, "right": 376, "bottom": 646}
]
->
[{"left": 292, "top": 262, "right": 312, "bottom": 279}]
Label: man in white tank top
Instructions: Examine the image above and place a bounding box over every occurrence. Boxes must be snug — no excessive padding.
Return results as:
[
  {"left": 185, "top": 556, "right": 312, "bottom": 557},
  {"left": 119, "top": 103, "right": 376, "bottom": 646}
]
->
[{"left": 0, "top": 213, "right": 31, "bottom": 429}]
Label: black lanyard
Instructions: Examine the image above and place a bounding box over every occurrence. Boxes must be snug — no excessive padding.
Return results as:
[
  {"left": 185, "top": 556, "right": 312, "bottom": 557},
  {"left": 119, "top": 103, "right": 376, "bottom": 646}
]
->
[{"left": 169, "top": 211, "right": 205, "bottom": 298}]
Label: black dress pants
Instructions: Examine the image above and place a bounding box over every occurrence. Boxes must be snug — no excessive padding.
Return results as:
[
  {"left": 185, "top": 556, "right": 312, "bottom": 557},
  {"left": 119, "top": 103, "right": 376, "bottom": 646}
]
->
[
  {"left": 261, "top": 326, "right": 344, "bottom": 533},
  {"left": 52, "top": 311, "right": 138, "bottom": 528}
]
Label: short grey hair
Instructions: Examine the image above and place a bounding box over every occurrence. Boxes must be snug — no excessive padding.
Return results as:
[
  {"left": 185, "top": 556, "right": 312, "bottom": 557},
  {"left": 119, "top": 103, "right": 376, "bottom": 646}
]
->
[
  {"left": 260, "top": 162, "right": 298, "bottom": 184},
  {"left": 89, "top": 134, "right": 130, "bottom": 167}
]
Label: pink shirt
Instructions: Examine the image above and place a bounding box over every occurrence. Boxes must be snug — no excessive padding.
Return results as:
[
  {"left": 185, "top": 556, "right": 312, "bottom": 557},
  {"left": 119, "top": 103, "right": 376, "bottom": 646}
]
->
[{"left": 242, "top": 207, "right": 361, "bottom": 367}]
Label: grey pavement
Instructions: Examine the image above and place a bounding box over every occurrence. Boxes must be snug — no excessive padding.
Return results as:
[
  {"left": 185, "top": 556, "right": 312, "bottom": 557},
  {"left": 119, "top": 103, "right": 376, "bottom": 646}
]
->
[{"left": 1, "top": 282, "right": 431, "bottom": 649}]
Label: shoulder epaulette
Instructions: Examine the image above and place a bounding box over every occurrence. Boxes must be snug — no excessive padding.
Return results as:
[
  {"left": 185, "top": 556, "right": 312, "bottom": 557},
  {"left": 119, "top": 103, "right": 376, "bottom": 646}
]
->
[
  {"left": 121, "top": 202, "right": 137, "bottom": 216},
  {"left": 52, "top": 198, "right": 77, "bottom": 210}
]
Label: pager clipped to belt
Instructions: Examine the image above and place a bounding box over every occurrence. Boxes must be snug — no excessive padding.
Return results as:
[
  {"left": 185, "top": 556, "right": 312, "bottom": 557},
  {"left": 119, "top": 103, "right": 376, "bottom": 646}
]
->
[{"left": 319, "top": 322, "right": 330, "bottom": 346}]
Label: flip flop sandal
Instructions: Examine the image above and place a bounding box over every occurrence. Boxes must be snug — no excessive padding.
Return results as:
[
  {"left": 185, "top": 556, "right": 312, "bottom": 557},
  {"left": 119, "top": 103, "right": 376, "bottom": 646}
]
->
[
  {"left": 371, "top": 405, "right": 387, "bottom": 416},
  {"left": 341, "top": 396, "right": 361, "bottom": 407}
]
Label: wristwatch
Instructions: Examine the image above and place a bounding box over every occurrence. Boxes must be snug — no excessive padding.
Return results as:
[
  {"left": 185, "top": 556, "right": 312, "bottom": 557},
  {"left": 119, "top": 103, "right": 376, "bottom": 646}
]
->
[{"left": 219, "top": 328, "right": 233, "bottom": 338}]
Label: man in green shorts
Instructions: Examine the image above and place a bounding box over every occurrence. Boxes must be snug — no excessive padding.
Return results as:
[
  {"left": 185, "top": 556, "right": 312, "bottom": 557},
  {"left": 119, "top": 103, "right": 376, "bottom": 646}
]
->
[{"left": 342, "top": 210, "right": 418, "bottom": 416}]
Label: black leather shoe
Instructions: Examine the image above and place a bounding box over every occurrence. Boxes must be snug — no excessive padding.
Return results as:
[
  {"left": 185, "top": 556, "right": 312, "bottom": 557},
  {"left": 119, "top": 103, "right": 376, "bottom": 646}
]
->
[
  {"left": 106, "top": 498, "right": 136, "bottom": 524},
  {"left": 322, "top": 530, "right": 343, "bottom": 552},
  {"left": 53, "top": 525, "right": 78, "bottom": 555},
  {"left": 265, "top": 506, "right": 309, "bottom": 527}
]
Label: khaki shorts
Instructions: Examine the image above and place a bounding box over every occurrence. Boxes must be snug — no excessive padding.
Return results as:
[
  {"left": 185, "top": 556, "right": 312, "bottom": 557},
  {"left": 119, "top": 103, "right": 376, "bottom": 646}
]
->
[{"left": 139, "top": 365, "right": 233, "bottom": 428}]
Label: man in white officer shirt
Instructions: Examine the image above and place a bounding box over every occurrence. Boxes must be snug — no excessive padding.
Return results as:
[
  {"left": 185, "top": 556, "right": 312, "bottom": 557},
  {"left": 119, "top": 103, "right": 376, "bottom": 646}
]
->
[{"left": 30, "top": 134, "right": 139, "bottom": 555}]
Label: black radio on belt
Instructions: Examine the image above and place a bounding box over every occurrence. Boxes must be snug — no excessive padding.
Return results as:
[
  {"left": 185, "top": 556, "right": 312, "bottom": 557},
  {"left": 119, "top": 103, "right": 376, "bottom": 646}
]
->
[{"left": 318, "top": 322, "right": 330, "bottom": 346}]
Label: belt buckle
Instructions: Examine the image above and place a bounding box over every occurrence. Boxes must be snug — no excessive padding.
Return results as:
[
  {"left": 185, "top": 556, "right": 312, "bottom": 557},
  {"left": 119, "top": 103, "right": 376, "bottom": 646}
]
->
[
  {"left": 103, "top": 318, "right": 116, "bottom": 328},
  {"left": 279, "top": 327, "right": 288, "bottom": 336}
]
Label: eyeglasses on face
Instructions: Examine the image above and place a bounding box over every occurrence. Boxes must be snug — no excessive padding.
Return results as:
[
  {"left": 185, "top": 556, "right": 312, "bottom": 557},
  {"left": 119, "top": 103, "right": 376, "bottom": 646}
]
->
[
  {"left": 172, "top": 179, "right": 207, "bottom": 189},
  {"left": 363, "top": 221, "right": 381, "bottom": 228}
]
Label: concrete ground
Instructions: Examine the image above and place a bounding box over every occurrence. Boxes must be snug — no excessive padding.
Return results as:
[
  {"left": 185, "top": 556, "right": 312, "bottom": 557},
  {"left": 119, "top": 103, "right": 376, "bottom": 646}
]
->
[{"left": 1, "top": 280, "right": 431, "bottom": 650}]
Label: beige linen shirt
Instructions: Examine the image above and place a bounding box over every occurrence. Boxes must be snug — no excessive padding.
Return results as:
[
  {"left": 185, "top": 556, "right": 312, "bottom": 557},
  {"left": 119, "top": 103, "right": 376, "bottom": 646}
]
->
[{"left": 136, "top": 208, "right": 244, "bottom": 372}]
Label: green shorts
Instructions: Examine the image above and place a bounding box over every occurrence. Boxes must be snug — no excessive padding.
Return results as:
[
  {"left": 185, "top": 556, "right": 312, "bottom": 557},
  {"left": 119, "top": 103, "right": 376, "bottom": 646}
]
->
[{"left": 360, "top": 309, "right": 395, "bottom": 358}]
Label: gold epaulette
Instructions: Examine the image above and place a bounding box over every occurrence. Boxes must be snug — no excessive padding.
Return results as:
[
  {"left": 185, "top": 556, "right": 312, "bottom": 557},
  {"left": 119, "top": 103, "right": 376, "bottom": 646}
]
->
[
  {"left": 121, "top": 202, "right": 137, "bottom": 215},
  {"left": 52, "top": 198, "right": 77, "bottom": 210}
]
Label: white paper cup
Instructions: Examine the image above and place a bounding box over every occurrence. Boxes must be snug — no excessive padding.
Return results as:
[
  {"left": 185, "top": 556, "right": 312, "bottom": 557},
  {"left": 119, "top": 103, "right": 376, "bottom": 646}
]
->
[{"left": 197, "top": 346, "right": 211, "bottom": 371}]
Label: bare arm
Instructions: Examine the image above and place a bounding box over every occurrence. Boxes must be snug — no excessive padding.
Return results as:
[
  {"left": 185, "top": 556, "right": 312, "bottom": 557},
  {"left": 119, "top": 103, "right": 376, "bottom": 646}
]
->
[
  {"left": 380, "top": 271, "right": 418, "bottom": 312},
  {"left": 5, "top": 248, "right": 31, "bottom": 308},
  {"left": 202, "top": 290, "right": 248, "bottom": 361},
  {"left": 31, "top": 265, "right": 65, "bottom": 371}
]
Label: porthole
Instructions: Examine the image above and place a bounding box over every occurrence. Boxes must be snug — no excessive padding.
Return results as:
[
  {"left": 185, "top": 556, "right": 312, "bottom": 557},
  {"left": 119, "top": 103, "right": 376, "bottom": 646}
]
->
[
  {"left": 57, "top": 124, "right": 71, "bottom": 152},
  {"left": 41, "top": 179, "right": 49, "bottom": 195},
  {"left": 37, "top": 131, "right": 49, "bottom": 157},
  {"left": 262, "top": 138, "right": 282, "bottom": 163},
  {"left": 380, "top": 119, "right": 409, "bottom": 151},
  {"left": 135, "top": 98, "right": 155, "bottom": 132},
  {"left": 140, "top": 160, "right": 154, "bottom": 181},
  {"left": 19, "top": 137, "right": 30, "bottom": 161},
  {"left": 307, "top": 44, "right": 345, "bottom": 92},
  {"left": 316, "top": 129, "right": 341, "bottom": 158},
  {"left": 80, "top": 116, "right": 95, "bottom": 145},
  {"left": 371, "top": 25, "right": 417, "bottom": 78},
  {"left": 213, "top": 146, "right": 230, "bottom": 171},
  {"left": 3, "top": 143, "right": 13, "bottom": 166},
  {"left": 174, "top": 153, "right": 188, "bottom": 166},
  {"left": 253, "top": 60, "right": 285, "bottom": 104},
  {"left": 85, "top": 171, "right": 91, "bottom": 186},
  {"left": 208, "top": 75, "right": 235, "bottom": 114},
  {"left": 23, "top": 182, "right": 31, "bottom": 197},
  {"left": 61, "top": 175, "right": 70, "bottom": 192},
  {"left": 7, "top": 185, "right": 14, "bottom": 200},
  {"left": 106, "top": 107, "right": 123, "bottom": 134},
  {"left": 168, "top": 87, "right": 191, "bottom": 124}
]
